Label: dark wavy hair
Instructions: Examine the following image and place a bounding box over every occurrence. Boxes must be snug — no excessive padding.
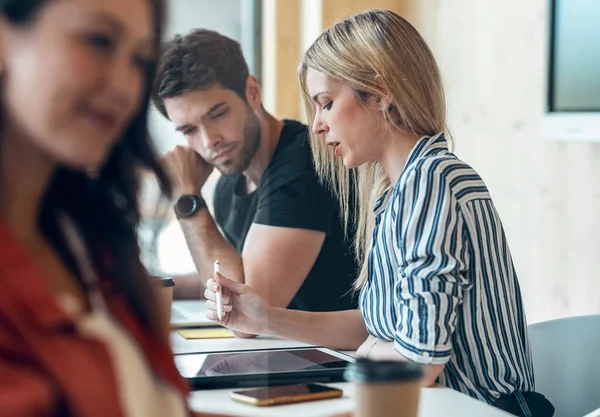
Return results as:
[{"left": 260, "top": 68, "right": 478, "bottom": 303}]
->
[
  {"left": 152, "top": 29, "right": 250, "bottom": 118},
  {"left": 0, "top": 0, "right": 171, "bottom": 334}
]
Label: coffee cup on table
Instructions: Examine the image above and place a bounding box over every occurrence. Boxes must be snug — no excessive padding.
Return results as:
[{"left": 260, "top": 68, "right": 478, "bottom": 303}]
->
[
  {"left": 344, "top": 358, "right": 423, "bottom": 417},
  {"left": 150, "top": 276, "right": 175, "bottom": 330}
]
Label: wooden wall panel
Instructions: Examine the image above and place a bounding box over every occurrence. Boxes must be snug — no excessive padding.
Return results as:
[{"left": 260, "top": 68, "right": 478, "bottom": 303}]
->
[
  {"left": 321, "top": 0, "right": 417, "bottom": 28},
  {"left": 262, "top": 0, "right": 415, "bottom": 120},
  {"left": 261, "top": 0, "right": 302, "bottom": 119}
]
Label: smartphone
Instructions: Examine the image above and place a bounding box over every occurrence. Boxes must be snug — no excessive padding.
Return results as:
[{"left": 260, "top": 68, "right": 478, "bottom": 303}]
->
[{"left": 230, "top": 383, "right": 343, "bottom": 406}]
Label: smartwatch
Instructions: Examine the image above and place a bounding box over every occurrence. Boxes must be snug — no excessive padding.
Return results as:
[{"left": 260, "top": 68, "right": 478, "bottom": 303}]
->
[{"left": 174, "top": 194, "right": 207, "bottom": 219}]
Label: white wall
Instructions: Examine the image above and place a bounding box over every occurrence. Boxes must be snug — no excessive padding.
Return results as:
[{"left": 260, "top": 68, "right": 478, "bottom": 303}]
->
[{"left": 418, "top": 0, "right": 600, "bottom": 323}]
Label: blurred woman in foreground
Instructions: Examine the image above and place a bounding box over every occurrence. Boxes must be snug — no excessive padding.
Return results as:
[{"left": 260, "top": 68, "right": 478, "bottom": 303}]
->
[{"left": 0, "top": 0, "right": 231, "bottom": 415}]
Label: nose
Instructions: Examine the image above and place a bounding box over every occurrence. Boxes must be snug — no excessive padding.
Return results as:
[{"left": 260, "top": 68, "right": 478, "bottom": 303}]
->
[
  {"left": 312, "top": 113, "right": 329, "bottom": 135},
  {"left": 199, "top": 127, "right": 222, "bottom": 150}
]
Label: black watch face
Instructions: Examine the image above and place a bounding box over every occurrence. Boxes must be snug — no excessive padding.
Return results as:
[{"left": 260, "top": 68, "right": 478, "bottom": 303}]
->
[{"left": 176, "top": 195, "right": 196, "bottom": 215}]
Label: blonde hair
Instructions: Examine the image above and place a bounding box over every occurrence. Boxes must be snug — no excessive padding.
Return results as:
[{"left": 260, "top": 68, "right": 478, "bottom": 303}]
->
[{"left": 298, "top": 9, "right": 447, "bottom": 288}]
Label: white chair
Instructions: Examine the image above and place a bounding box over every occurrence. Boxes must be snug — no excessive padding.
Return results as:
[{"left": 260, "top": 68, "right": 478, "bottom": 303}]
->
[
  {"left": 528, "top": 315, "right": 600, "bottom": 417},
  {"left": 583, "top": 407, "right": 600, "bottom": 417}
]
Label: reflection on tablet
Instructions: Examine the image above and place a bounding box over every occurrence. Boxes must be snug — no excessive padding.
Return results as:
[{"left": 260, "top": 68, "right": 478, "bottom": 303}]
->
[{"left": 175, "top": 349, "right": 349, "bottom": 378}]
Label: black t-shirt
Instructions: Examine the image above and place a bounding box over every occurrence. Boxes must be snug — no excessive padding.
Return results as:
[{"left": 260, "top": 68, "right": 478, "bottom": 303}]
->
[{"left": 213, "top": 119, "right": 357, "bottom": 312}]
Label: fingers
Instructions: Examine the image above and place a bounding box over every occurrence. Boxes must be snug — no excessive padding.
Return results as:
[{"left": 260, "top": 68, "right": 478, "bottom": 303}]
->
[
  {"left": 164, "top": 145, "right": 190, "bottom": 157},
  {"left": 204, "top": 279, "right": 230, "bottom": 303},
  {"left": 205, "top": 299, "right": 232, "bottom": 313},
  {"left": 163, "top": 145, "right": 200, "bottom": 164},
  {"left": 160, "top": 146, "right": 207, "bottom": 193},
  {"left": 161, "top": 146, "right": 187, "bottom": 168},
  {"left": 206, "top": 278, "right": 218, "bottom": 292},
  {"left": 203, "top": 288, "right": 216, "bottom": 302},
  {"left": 205, "top": 308, "right": 227, "bottom": 322},
  {"left": 205, "top": 279, "right": 232, "bottom": 323}
]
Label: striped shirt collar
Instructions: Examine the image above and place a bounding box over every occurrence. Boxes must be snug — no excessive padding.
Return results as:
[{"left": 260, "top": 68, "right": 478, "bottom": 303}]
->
[
  {"left": 405, "top": 131, "right": 448, "bottom": 168},
  {"left": 373, "top": 132, "right": 448, "bottom": 215}
]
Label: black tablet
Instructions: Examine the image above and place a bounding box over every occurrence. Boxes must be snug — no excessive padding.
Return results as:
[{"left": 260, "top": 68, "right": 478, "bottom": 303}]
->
[{"left": 174, "top": 347, "right": 354, "bottom": 390}]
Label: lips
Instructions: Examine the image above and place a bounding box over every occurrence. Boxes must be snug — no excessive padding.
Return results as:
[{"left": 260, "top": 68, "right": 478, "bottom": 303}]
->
[
  {"left": 82, "top": 105, "right": 119, "bottom": 132},
  {"left": 212, "top": 144, "right": 236, "bottom": 163},
  {"left": 327, "top": 141, "right": 341, "bottom": 157}
]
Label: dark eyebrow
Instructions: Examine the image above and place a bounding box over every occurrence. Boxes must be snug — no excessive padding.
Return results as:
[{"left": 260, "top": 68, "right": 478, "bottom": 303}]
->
[
  {"left": 311, "top": 91, "right": 329, "bottom": 102},
  {"left": 174, "top": 102, "right": 228, "bottom": 132},
  {"left": 204, "top": 102, "right": 228, "bottom": 118},
  {"left": 89, "top": 12, "right": 155, "bottom": 51}
]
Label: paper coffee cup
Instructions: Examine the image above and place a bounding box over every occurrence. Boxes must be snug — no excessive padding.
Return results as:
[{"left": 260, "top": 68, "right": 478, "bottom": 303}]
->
[
  {"left": 345, "top": 359, "right": 424, "bottom": 417},
  {"left": 150, "top": 276, "right": 175, "bottom": 330}
]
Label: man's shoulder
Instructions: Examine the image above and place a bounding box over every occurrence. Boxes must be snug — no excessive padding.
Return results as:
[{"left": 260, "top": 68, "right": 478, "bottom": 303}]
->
[
  {"left": 269, "top": 119, "right": 312, "bottom": 170},
  {"left": 255, "top": 119, "right": 338, "bottom": 213},
  {"left": 281, "top": 119, "right": 309, "bottom": 136}
]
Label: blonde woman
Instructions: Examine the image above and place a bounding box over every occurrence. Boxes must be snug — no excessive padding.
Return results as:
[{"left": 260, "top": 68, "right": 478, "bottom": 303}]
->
[{"left": 205, "top": 9, "right": 553, "bottom": 416}]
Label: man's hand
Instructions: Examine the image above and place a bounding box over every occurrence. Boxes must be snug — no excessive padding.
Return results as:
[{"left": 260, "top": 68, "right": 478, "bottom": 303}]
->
[{"left": 162, "top": 145, "right": 213, "bottom": 199}]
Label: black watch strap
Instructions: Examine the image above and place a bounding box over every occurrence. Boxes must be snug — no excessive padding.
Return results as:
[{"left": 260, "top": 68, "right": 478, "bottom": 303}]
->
[{"left": 174, "top": 194, "right": 207, "bottom": 219}]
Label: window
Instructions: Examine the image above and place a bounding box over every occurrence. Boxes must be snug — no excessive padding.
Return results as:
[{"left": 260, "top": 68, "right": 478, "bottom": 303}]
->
[{"left": 140, "top": 0, "right": 261, "bottom": 276}]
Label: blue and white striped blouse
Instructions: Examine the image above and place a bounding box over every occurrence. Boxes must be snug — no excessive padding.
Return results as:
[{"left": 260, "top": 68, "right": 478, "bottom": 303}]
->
[{"left": 359, "top": 133, "right": 534, "bottom": 403}]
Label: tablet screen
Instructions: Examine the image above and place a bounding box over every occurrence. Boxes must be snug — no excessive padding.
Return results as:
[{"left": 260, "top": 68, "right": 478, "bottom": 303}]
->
[{"left": 175, "top": 348, "right": 350, "bottom": 378}]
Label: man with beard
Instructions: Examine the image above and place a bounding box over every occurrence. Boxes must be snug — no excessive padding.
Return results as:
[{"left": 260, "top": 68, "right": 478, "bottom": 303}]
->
[{"left": 153, "top": 30, "right": 357, "bottom": 332}]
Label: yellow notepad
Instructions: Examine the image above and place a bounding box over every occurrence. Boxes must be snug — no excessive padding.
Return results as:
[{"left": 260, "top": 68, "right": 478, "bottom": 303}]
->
[{"left": 178, "top": 328, "right": 234, "bottom": 339}]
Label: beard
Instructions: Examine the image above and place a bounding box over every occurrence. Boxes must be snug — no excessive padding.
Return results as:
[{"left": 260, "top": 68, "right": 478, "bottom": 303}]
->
[{"left": 218, "top": 105, "right": 261, "bottom": 176}]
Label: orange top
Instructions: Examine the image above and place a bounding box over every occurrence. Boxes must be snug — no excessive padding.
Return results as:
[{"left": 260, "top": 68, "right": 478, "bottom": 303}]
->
[{"left": 0, "top": 221, "right": 189, "bottom": 417}]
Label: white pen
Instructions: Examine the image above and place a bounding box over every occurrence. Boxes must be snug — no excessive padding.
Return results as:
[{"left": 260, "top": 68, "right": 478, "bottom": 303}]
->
[{"left": 214, "top": 260, "right": 223, "bottom": 320}]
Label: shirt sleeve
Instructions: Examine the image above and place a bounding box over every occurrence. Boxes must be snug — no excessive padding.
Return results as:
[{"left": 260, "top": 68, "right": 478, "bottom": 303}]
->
[
  {"left": 392, "top": 159, "right": 472, "bottom": 365},
  {"left": 0, "top": 352, "right": 55, "bottom": 417},
  {"left": 253, "top": 144, "right": 336, "bottom": 233}
]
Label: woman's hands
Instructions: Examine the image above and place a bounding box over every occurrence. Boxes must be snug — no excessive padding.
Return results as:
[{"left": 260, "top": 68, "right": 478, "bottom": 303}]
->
[{"left": 204, "top": 272, "right": 272, "bottom": 336}]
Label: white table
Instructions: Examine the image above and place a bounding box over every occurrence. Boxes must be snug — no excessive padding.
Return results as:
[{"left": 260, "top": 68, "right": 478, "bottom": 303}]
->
[
  {"left": 171, "top": 332, "right": 512, "bottom": 416},
  {"left": 189, "top": 384, "right": 513, "bottom": 417}
]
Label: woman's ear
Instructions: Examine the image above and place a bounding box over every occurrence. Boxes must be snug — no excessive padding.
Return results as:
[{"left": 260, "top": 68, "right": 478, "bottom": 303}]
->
[
  {"left": 245, "top": 75, "right": 263, "bottom": 111},
  {"left": 373, "top": 75, "right": 393, "bottom": 108},
  {"left": 382, "top": 95, "right": 393, "bottom": 110},
  {"left": 374, "top": 94, "right": 395, "bottom": 120},
  {"left": 375, "top": 93, "right": 402, "bottom": 127},
  {"left": 374, "top": 92, "right": 393, "bottom": 110}
]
